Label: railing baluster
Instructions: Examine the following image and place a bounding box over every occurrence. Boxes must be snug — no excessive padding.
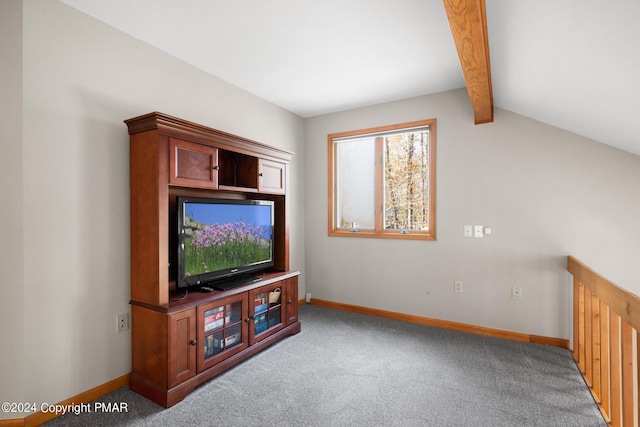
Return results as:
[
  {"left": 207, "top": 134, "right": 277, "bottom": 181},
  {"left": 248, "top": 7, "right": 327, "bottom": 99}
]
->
[
  {"left": 600, "top": 302, "right": 611, "bottom": 422},
  {"left": 573, "top": 277, "right": 581, "bottom": 363},
  {"left": 621, "top": 321, "right": 635, "bottom": 426},
  {"left": 610, "top": 311, "right": 622, "bottom": 427},
  {"left": 578, "top": 280, "right": 586, "bottom": 373},
  {"left": 637, "top": 331, "right": 640, "bottom": 427},
  {"left": 592, "top": 293, "right": 602, "bottom": 402},
  {"left": 585, "top": 286, "right": 594, "bottom": 387}
]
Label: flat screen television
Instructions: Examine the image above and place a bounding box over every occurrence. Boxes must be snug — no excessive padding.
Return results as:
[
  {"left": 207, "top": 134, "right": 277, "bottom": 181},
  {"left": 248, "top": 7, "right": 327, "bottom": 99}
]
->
[{"left": 177, "top": 197, "right": 275, "bottom": 290}]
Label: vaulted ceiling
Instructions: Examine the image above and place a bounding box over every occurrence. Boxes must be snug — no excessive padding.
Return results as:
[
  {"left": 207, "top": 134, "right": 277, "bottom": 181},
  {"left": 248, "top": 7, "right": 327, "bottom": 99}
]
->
[{"left": 58, "top": 0, "right": 640, "bottom": 157}]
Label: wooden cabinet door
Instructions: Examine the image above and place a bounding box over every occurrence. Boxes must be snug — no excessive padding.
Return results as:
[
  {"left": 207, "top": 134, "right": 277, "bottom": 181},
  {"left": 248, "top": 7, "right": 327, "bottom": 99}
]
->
[
  {"left": 169, "top": 138, "right": 219, "bottom": 189},
  {"left": 285, "top": 277, "right": 299, "bottom": 325},
  {"left": 258, "top": 159, "right": 286, "bottom": 194},
  {"left": 248, "top": 281, "right": 286, "bottom": 344},
  {"left": 197, "top": 294, "right": 249, "bottom": 371},
  {"left": 168, "top": 308, "right": 197, "bottom": 388}
]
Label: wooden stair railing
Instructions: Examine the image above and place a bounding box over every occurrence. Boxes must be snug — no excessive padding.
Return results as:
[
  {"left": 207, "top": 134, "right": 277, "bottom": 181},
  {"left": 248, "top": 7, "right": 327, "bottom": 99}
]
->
[{"left": 568, "top": 256, "right": 639, "bottom": 426}]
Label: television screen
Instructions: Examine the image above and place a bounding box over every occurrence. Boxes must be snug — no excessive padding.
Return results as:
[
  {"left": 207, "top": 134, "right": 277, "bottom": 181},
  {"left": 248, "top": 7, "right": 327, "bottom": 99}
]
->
[{"left": 177, "top": 197, "right": 274, "bottom": 288}]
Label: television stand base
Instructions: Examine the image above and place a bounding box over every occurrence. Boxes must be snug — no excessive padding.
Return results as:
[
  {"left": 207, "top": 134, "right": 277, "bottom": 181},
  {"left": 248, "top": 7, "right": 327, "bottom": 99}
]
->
[{"left": 212, "top": 275, "right": 262, "bottom": 291}]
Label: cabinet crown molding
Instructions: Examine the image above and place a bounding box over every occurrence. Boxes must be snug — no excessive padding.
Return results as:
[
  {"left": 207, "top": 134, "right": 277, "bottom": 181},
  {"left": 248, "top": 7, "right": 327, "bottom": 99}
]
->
[{"left": 125, "top": 111, "right": 294, "bottom": 163}]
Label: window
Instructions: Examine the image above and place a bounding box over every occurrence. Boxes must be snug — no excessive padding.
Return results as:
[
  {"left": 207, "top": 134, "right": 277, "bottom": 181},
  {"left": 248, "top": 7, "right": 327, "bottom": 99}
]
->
[{"left": 328, "top": 119, "right": 436, "bottom": 240}]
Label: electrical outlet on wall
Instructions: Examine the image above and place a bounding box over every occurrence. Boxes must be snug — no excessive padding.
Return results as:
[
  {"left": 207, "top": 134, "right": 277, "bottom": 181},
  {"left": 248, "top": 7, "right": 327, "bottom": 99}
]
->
[
  {"left": 454, "top": 281, "right": 464, "bottom": 293},
  {"left": 117, "top": 313, "right": 129, "bottom": 333}
]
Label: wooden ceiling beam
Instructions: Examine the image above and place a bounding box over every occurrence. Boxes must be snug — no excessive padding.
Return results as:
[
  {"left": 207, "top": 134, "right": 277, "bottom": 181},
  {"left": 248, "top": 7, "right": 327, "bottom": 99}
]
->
[{"left": 443, "top": 0, "right": 493, "bottom": 124}]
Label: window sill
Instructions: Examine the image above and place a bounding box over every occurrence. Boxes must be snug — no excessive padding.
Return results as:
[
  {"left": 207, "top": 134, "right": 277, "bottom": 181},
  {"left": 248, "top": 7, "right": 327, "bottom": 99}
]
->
[{"left": 328, "top": 229, "right": 436, "bottom": 241}]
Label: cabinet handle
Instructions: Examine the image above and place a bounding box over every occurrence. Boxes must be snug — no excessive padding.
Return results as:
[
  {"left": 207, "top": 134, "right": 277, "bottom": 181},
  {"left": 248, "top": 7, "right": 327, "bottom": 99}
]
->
[
  {"left": 245, "top": 317, "right": 251, "bottom": 323},
  {"left": 258, "top": 172, "right": 263, "bottom": 177},
  {"left": 212, "top": 165, "right": 220, "bottom": 170},
  {"left": 287, "top": 299, "right": 293, "bottom": 304},
  {"left": 190, "top": 340, "right": 197, "bottom": 346}
]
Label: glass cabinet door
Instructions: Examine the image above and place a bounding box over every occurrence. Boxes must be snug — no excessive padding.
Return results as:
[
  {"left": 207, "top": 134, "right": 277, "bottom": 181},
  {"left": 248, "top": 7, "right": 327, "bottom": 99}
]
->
[
  {"left": 249, "top": 284, "right": 285, "bottom": 344},
  {"left": 197, "top": 294, "right": 248, "bottom": 371}
]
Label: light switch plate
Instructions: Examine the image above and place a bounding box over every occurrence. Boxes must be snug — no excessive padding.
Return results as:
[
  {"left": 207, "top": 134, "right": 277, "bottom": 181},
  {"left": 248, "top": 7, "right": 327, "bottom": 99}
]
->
[{"left": 512, "top": 287, "right": 523, "bottom": 299}]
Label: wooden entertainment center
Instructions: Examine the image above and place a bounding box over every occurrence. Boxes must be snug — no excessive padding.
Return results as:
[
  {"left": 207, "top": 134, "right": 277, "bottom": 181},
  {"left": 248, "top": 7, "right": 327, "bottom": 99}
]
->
[{"left": 125, "top": 112, "right": 301, "bottom": 407}]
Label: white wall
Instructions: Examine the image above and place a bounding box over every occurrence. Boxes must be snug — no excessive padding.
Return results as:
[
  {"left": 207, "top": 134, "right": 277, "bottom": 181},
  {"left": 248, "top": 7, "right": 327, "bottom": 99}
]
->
[
  {"left": 0, "top": 0, "right": 26, "bottom": 413},
  {"left": 304, "top": 89, "right": 640, "bottom": 340},
  {"left": 0, "top": 0, "right": 305, "bottom": 417}
]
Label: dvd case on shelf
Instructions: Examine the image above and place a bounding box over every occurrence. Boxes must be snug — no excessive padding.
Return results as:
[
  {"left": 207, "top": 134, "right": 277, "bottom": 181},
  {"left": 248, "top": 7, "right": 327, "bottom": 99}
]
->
[{"left": 204, "top": 306, "right": 225, "bottom": 331}]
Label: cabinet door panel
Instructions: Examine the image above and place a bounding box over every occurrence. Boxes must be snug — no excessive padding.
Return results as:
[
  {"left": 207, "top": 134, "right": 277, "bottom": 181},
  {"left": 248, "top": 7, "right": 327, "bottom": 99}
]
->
[
  {"left": 168, "top": 309, "right": 197, "bottom": 388},
  {"left": 258, "top": 159, "right": 286, "bottom": 194},
  {"left": 170, "top": 138, "right": 218, "bottom": 189},
  {"left": 197, "top": 294, "right": 248, "bottom": 371},
  {"left": 249, "top": 282, "right": 286, "bottom": 344},
  {"left": 285, "top": 277, "right": 299, "bottom": 325}
]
